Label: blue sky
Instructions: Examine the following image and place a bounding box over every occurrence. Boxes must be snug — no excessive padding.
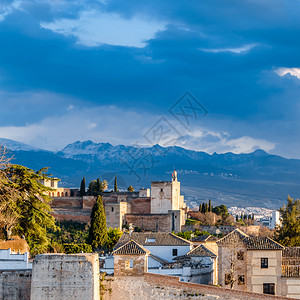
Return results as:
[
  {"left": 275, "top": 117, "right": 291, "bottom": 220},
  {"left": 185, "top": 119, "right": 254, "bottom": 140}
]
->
[{"left": 0, "top": 0, "right": 300, "bottom": 157}]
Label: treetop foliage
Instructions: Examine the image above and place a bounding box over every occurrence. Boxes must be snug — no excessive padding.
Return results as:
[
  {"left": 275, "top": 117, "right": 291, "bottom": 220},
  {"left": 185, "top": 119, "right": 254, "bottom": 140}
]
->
[{"left": 276, "top": 195, "right": 300, "bottom": 246}]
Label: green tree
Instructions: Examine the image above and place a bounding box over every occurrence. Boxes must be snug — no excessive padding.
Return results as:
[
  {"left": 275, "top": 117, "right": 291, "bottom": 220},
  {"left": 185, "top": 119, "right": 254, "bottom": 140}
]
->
[
  {"left": 88, "top": 195, "right": 108, "bottom": 250},
  {"left": 106, "top": 228, "right": 123, "bottom": 251},
  {"left": 201, "top": 202, "right": 206, "bottom": 213},
  {"left": 199, "top": 203, "right": 202, "bottom": 212},
  {"left": 276, "top": 196, "right": 300, "bottom": 246},
  {"left": 213, "top": 204, "right": 228, "bottom": 218},
  {"left": 205, "top": 203, "right": 208, "bottom": 212},
  {"left": 96, "top": 178, "right": 101, "bottom": 194},
  {"left": 0, "top": 147, "right": 20, "bottom": 240},
  {"left": 4, "top": 165, "right": 57, "bottom": 254},
  {"left": 127, "top": 186, "right": 134, "bottom": 192},
  {"left": 87, "top": 180, "right": 96, "bottom": 196},
  {"left": 114, "top": 176, "right": 118, "bottom": 192},
  {"left": 80, "top": 177, "right": 86, "bottom": 196},
  {"left": 208, "top": 199, "right": 212, "bottom": 212},
  {"left": 235, "top": 215, "right": 238, "bottom": 222}
]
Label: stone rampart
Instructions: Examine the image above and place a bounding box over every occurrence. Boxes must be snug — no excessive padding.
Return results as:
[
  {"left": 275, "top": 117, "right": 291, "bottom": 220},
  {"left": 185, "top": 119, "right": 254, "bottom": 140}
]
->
[
  {"left": 0, "top": 269, "right": 32, "bottom": 300},
  {"left": 31, "top": 253, "right": 100, "bottom": 300},
  {"left": 103, "top": 273, "right": 295, "bottom": 300}
]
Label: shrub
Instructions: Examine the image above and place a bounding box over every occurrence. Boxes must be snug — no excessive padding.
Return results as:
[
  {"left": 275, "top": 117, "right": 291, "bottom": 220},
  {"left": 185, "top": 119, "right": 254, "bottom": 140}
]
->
[{"left": 63, "top": 243, "right": 92, "bottom": 254}]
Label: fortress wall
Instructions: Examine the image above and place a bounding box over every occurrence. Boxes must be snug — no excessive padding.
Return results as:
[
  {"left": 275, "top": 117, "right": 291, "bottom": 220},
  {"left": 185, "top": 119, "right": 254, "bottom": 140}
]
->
[
  {"left": 103, "top": 273, "right": 294, "bottom": 300},
  {"left": 0, "top": 270, "right": 32, "bottom": 300},
  {"left": 31, "top": 253, "right": 100, "bottom": 300}
]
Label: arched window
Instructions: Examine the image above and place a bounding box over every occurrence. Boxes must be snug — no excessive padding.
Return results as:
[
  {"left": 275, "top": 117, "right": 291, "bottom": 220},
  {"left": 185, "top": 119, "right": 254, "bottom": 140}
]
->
[
  {"left": 65, "top": 192, "right": 68, "bottom": 197},
  {"left": 57, "top": 192, "right": 60, "bottom": 197}
]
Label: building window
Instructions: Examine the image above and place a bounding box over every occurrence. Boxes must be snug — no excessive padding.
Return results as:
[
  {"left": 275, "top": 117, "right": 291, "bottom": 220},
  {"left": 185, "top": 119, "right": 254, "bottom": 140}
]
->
[
  {"left": 125, "top": 260, "right": 133, "bottom": 269},
  {"left": 225, "top": 274, "right": 232, "bottom": 285},
  {"left": 111, "top": 207, "right": 114, "bottom": 212},
  {"left": 261, "top": 258, "right": 268, "bottom": 268},
  {"left": 51, "top": 181, "right": 55, "bottom": 187},
  {"left": 146, "top": 238, "right": 156, "bottom": 243},
  {"left": 160, "top": 188, "right": 163, "bottom": 192},
  {"left": 172, "top": 249, "right": 178, "bottom": 256},
  {"left": 238, "top": 275, "right": 245, "bottom": 285},
  {"left": 263, "top": 283, "right": 275, "bottom": 295},
  {"left": 237, "top": 251, "right": 244, "bottom": 260}
]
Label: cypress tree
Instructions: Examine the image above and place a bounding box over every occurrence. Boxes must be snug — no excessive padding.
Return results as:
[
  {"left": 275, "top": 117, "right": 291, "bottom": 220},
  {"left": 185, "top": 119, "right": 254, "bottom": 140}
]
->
[
  {"left": 201, "top": 202, "right": 206, "bottom": 213},
  {"left": 88, "top": 195, "right": 108, "bottom": 250},
  {"left": 205, "top": 203, "right": 208, "bottom": 212},
  {"left": 96, "top": 178, "right": 101, "bottom": 194},
  {"left": 208, "top": 200, "right": 212, "bottom": 212},
  {"left": 199, "top": 203, "right": 202, "bottom": 212},
  {"left": 114, "top": 176, "right": 118, "bottom": 192},
  {"left": 236, "top": 214, "right": 238, "bottom": 222},
  {"left": 252, "top": 213, "right": 254, "bottom": 220},
  {"left": 80, "top": 177, "right": 86, "bottom": 196}
]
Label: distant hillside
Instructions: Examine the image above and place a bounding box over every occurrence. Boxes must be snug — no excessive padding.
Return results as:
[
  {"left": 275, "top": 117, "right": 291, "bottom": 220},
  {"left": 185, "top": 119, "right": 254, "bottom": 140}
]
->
[{"left": 1, "top": 138, "right": 299, "bottom": 209}]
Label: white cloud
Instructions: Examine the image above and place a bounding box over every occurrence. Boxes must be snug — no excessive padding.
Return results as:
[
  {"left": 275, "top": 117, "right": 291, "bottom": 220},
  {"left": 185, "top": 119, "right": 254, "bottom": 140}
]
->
[
  {"left": 0, "top": 0, "right": 22, "bottom": 21},
  {"left": 275, "top": 67, "right": 300, "bottom": 79},
  {"left": 201, "top": 43, "right": 257, "bottom": 54},
  {"left": 41, "top": 9, "right": 166, "bottom": 48},
  {"left": 177, "top": 128, "right": 275, "bottom": 154},
  {"left": 0, "top": 105, "right": 156, "bottom": 151}
]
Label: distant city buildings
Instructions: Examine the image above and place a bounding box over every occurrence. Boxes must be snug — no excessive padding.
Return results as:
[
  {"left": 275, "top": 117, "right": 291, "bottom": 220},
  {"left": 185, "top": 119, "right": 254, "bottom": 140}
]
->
[{"left": 228, "top": 206, "right": 281, "bottom": 229}]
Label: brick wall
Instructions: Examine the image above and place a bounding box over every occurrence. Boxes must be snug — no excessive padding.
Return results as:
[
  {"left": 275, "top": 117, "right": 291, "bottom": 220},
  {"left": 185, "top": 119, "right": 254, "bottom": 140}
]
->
[
  {"left": 50, "top": 197, "right": 83, "bottom": 208},
  {"left": 125, "top": 214, "right": 172, "bottom": 232},
  {"left": 130, "top": 198, "right": 151, "bottom": 214},
  {"left": 51, "top": 208, "right": 92, "bottom": 223},
  {"left": 0, "top": 270, "right": 32, "bottom": 300}
]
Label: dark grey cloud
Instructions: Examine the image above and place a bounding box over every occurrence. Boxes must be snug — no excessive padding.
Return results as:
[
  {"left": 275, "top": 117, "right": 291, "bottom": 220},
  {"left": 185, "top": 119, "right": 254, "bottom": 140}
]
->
[{"left": 0, "top": 0, "right": 300, "bottom": 156}]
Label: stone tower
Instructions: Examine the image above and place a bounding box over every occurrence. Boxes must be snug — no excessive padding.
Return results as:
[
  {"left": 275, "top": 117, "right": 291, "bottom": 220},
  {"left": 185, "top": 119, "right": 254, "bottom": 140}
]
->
[{"left": 150, "top": 171, "right": 185, "bottom": 214}]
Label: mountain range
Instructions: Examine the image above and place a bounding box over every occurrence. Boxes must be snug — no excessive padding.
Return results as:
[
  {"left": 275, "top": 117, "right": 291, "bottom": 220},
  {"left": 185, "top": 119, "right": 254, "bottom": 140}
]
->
[{"left": 1, "top": 138, "right": 299, "bottom": 210}]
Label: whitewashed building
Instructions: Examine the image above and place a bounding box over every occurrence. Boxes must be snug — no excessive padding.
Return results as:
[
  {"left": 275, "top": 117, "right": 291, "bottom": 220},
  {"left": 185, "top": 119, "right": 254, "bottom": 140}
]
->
[{"left": 0, "top": 249, "right": 32, "bottom": 270}]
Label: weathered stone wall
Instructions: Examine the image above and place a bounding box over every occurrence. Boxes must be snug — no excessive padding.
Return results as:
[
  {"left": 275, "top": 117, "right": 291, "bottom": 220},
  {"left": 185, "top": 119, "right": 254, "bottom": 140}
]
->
[
  {"left": 105, "top": 202, "right": 130, "bottom": 229},
  {"left": 103, "top": 273, "right": 293, "bottom": 300},
  {"left": 52, "top": 208, "right": 92, "bottom": 223},
  {"left": 114, "top": 254, "right": 147, "bottom": 276},
  {"left": 247, "top": 250, "right": 283, "bottom": 295},
  {"left": 31, "top": 253, "right": 100, "bottom": 300},
  {"left": 130, "top": 197, "right": 151, "bottom": 214},
  {"left": 151, "top": 182, "right": 173, "bottom": 214},
  {"left": 125, "top": 213, "right": 172, "bottom": 232},
  {"left": 82, "top": 196, "right": 97, "bottom": 209},
  {"left": 51, "top": 197, "right": 83, "bottom": 208},
  {"left": 281, "top": 277, "right": 300, "bottom": 299},
  {"left": 0, "top": 269, "right": 31, "bottom": 300}
]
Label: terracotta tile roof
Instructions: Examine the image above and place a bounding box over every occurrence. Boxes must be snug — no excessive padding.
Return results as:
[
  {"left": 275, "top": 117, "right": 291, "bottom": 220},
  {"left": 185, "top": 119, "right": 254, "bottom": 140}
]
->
[
  {"left": 244, "top": 237, "right": 284, "bottom": 250},
  {"left": 217, "top": 229, "right": 284, "bottom": 250},
  {"left": 186, "top": 244, "right": 217, "bottom": 257},
  {"left": 191, "top": 235, "right": 219, "bottom": 242},
  {"left": 113, "top": 240, "right": 150, "bottom": 255},
  {"left": 282, "top": 265, "right": 300, "bottom": 277},
  {"left": 282, "top": 247, "right": 300, "bottom": 275},
  {"left": 216, "top": 229, "right": 249, "bottom": 245},
  {"left": 283, "top": 247, "right": 300, "bottom": 258},
  {"left": 149, "top": 254, "right": 169, "bottom": 264},
  {"left": 114, "top": 232, "right": 192, "bottom": 249}
]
